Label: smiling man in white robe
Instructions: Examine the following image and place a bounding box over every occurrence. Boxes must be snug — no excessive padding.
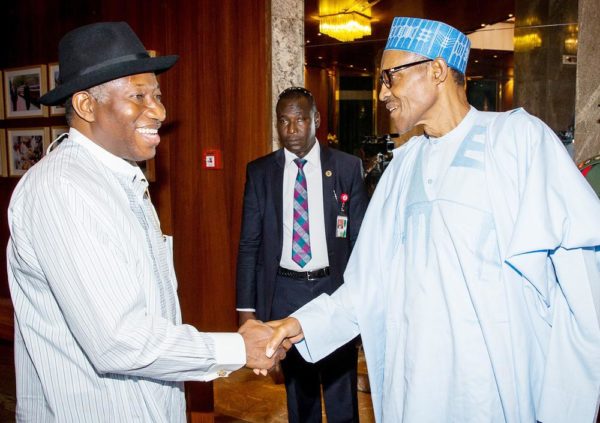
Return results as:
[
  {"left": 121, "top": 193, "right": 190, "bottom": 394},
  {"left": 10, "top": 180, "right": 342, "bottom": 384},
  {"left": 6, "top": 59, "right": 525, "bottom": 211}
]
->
[{"left": 263, "top": 17, "right": 600, "bottom": 423}]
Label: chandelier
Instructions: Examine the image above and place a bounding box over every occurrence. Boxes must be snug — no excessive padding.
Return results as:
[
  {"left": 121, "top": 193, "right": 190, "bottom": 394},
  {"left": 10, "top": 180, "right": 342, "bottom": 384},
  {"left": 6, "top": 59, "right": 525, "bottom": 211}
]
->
[{"left": 318, "top": 0, "right": 374, "bottom": 42}]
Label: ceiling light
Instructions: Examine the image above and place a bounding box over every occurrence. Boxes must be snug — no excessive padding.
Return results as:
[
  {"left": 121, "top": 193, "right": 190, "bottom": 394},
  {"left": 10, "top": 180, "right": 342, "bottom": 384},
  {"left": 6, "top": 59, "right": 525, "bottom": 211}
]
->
[
  {"left": 318, "top": 0, "right": 373, "bottom": 42},
  {"left": 319, "top": 12, "right": 372, "bottom": 42}
]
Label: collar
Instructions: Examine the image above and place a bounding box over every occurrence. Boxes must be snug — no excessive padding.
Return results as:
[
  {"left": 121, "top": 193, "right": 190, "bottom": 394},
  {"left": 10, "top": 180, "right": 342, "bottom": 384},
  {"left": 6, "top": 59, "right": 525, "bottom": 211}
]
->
[
  {"left": 426, "top": 106, "right": 478, "bottom": 146},
  {"left": 68, "top": 128, "right": 146, "bottom": 183},
  {"left": 284, "top": 139, "right": 321, "bottom": 166}
]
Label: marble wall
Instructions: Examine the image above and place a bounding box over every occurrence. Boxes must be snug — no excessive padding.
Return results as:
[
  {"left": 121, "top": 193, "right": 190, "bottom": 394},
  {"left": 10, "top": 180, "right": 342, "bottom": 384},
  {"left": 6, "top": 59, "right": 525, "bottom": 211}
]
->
[
  {"left": 574, "top": 0, "right": 600, "bottom": 162},
  {"left": 271, "top": 0, "right": 305, "bottom": 150},
  {"left": 514, "top": 0, "right": 578, "bottom": 134}
]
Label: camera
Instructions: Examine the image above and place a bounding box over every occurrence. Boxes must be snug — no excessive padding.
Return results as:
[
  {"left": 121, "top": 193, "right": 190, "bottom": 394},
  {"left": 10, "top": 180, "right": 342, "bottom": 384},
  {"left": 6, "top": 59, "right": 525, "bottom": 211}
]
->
[
  {"left": 360, "top": 133, "right": 399, "bottom": 195},
  {"left": 361, "top": 133, "right": 397, "bottom": 156}
]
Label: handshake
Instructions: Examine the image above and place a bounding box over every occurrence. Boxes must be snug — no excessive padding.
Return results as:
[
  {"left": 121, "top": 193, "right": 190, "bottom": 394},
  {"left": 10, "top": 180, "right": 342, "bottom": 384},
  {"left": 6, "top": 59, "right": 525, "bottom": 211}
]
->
[{"left": 237, "top": 317, "right": 304, "bottom": 375}]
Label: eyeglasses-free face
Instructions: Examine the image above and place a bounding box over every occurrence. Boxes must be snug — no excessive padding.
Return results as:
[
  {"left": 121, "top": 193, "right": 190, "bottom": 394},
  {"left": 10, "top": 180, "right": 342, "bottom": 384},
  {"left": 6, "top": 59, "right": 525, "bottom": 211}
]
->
[{"left": 379, "top": 58, "right": 433, "bottom": 89}]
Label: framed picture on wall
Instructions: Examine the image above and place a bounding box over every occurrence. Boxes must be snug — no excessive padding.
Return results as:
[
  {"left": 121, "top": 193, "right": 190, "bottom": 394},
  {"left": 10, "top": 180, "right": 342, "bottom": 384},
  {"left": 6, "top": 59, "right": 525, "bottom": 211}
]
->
[
  {"left": 48, "top": 63, "right": 65, "bottom": 116},
  {"left": 3, "top": 65, "right": 48, "bottom": 119},
  {"left": 50, "top": 126, "right": 69, "bottom": 153},
  {"left": 49, "top": 126, "right": 69, "bottom": 154},
  {"left": 0, "top": 130, "right": 8, "bottom": 177},
  {"left": 51, "top": 125, "right": 69, "bottom": 141},
  {"left": 6, "top": 127, "right": 50, "bottom": 177}
]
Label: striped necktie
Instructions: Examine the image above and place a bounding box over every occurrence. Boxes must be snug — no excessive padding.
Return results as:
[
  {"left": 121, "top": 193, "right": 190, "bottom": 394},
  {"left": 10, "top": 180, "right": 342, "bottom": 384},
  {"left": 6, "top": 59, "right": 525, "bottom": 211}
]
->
[{"left": 292, "top": 158, "right": 312, "bottom": 267}]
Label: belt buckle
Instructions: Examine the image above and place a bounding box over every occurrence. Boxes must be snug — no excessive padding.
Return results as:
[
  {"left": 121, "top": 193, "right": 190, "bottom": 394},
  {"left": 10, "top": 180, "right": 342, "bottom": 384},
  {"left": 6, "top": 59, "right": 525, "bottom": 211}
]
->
[{"left": 306, "top": 271, "right": 315, "bottom": 281}]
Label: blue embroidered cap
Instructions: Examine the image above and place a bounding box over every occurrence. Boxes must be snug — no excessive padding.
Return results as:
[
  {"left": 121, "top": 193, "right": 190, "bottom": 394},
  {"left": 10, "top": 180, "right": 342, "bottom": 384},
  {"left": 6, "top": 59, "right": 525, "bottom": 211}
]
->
[{"left": 385, "top": 17, "right": 471, "bottom": 74}]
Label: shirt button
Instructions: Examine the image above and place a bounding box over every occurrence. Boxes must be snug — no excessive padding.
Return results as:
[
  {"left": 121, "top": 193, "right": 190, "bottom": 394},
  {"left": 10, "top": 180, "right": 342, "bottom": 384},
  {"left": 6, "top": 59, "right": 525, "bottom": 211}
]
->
[
  {"left": 427, "top": 178, "right": 433, "bottom": 184},
  {"left": 217, "top": 370, "right": 227, "bottom": 377}
]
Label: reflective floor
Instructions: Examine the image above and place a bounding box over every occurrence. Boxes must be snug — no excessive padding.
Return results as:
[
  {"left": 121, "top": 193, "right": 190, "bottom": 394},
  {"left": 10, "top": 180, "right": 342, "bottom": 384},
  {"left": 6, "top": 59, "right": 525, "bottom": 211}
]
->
[{"left": 214, "top": 349, "right": 375, "bottom": 423}]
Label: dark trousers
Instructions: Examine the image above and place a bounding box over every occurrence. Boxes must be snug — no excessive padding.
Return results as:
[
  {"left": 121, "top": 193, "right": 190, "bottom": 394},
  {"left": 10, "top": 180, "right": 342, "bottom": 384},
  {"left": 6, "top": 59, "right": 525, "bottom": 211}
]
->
[{"left": 271, "top": 273, "right": 359, "bottom": 423}]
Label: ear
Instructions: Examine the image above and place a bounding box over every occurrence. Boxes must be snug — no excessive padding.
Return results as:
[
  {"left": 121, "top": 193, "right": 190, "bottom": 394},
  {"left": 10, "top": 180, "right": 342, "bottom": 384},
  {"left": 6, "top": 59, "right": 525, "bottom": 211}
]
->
[
  {"left": 430, "top": 58, "right": 450, "bottom": 85},
  {"left": 71, "top": 91, "right": 97, "bottom": 123},
  {"left": 314, "top": 110, "right": 321, "bottom": 129}
]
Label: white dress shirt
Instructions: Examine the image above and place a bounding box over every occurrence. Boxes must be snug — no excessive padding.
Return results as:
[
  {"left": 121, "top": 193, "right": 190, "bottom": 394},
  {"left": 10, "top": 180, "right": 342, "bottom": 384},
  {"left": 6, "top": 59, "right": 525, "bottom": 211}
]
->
[
  {"left": 280, "top": 141, "right": 329, "bottom": 271},
  {"left": 7, "top": 128, "right": 245, "bottom": 422}
]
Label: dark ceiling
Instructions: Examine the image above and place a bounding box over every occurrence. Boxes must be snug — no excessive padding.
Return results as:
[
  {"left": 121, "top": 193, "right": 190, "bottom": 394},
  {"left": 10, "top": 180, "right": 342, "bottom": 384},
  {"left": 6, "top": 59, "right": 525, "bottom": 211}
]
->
[{"left": 304, "top": 0, "right": 515, "bottom": 77}]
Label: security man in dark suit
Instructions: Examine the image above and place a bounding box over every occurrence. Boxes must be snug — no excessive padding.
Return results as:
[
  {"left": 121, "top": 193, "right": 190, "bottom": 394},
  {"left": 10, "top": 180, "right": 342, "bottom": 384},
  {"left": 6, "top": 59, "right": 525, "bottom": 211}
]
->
[{"left": 236, "top": 87, "right": 369, "bottom": 422}]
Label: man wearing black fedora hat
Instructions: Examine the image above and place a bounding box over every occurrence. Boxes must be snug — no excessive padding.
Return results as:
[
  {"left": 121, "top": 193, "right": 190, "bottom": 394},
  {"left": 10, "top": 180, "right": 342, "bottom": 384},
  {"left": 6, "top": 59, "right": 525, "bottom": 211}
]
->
[{"left": 7, "top": 21, "right": 284, "bottom": 421}]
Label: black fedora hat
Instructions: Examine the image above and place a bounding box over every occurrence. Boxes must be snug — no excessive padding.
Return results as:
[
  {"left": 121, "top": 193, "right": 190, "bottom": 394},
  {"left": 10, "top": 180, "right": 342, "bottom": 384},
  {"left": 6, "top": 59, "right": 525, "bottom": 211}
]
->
[{"left": 39, "top": 21, "right": 178, "bottom": 106}]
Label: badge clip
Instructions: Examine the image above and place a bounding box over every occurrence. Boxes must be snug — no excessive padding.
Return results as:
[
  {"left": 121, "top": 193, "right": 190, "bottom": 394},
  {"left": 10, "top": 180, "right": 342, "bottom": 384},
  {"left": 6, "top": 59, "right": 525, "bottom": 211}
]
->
[{"left": 336, "top": 192, "right": 349, "bottom": 238}]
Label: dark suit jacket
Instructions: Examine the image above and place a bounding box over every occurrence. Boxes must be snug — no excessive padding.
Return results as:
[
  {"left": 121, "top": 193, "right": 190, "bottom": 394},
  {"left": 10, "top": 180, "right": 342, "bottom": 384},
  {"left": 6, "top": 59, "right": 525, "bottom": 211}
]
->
[{"left": 236, "top": 145, "right": 369, "bottom": 321}]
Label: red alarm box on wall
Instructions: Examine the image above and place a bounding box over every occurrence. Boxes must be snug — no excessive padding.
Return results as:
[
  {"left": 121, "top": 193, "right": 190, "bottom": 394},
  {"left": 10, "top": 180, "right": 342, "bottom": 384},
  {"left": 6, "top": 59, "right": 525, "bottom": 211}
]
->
[{"left": 202, "top": 149, "right": 223, "bottom": 170}]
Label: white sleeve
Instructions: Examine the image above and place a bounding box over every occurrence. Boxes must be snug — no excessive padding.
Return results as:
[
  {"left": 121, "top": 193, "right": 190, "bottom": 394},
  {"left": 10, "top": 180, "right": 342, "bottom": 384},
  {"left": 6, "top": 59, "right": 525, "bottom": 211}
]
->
[
  {"left": 292, "top": 284, "right": 360, "bottom": 362},
  {"left": 12, "top": 179, "right": 245, "bottom": 382}
]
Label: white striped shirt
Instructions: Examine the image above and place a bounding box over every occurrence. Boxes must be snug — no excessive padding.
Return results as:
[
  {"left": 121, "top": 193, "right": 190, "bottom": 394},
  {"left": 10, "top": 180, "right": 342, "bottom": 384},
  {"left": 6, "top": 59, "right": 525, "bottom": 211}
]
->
[{"left": 7, "top": 128, "right": 245, "bottom": 422}]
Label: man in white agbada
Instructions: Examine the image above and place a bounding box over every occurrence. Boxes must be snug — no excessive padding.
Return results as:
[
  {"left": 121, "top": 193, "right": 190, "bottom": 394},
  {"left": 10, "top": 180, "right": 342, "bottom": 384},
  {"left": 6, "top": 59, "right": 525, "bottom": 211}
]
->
[{"left": 263, "top": 17, "right": 600, "bottom": 422}]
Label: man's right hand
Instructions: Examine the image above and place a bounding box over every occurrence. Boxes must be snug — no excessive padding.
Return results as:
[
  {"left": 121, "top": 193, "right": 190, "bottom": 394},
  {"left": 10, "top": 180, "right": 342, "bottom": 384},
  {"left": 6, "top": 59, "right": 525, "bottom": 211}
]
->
[
  {"left": 238, "top": 311, "right": 256, "bottom": 327},
  {"left": 265, "top": 317, "right": 304, "bottom": 359}
]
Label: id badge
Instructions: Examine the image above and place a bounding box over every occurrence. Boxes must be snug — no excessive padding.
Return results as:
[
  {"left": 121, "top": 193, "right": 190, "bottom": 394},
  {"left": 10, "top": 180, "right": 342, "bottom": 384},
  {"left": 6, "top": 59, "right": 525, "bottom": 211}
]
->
[{"left": 336, "top": 215, "right": 348, "bottom": 238}]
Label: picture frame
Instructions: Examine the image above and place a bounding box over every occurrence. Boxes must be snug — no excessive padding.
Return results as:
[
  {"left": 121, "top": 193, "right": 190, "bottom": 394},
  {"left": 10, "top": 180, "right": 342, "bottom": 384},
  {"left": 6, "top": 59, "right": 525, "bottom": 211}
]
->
[
  {"left": 0, "top": 130, "right": 8, "bottom": 177},
  {"left": 50, "top": 125, "right": 69, "bottom": 141},
  {"left": 48, "top": 63, "right": 65, "bottom": 116},
  {"left": 6, "top": 127, "right": 50, "bottom": 177},
  {"left": 50, "top": 126, "right": 69, "bottom": 153},
  {"left": 3, "top": 65, "right": 48, "bottom": 119}
]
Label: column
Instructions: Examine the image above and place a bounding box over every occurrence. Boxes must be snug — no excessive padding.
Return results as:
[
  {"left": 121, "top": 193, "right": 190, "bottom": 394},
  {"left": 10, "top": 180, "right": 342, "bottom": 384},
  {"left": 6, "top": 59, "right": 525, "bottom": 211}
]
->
[
  {"left": 574, "top": 0, "right": 600, "bottom": 162},
  {"left": 271, "top": 0, "right": 305, "bottom": 150}
]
